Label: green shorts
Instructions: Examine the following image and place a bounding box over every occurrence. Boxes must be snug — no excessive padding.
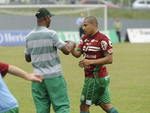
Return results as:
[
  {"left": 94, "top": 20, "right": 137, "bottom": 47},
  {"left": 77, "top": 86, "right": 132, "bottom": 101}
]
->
[
  {"left": 80, "top": 75, "right": 111, "bottom": 105},
  {"left": 3, "top": 107, "right": 19, "bottom": 113},
  {"left": 32, "top": 76, "right": 70, "bottom": 113}
]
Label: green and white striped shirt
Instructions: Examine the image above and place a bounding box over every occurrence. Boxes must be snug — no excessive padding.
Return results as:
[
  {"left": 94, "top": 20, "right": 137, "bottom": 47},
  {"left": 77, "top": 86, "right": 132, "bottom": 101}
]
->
[{"left": 25, "top": 26, "right": 66, "bottom": 78}]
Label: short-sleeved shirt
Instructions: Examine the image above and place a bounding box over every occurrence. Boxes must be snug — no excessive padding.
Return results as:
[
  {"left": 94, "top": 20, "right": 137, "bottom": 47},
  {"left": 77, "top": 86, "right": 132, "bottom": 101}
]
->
[
  {"left": 76, "top": 17, "right": 85, "bottom": 27},
  {"left": 114, "top": 21, "right": 122, "bottom": 31},
  {"left": 77, "top": 32, "right": 113, "bottom": 78},
  {"left": 0, "top": 62, "right": 18, "bottom": 113},
  {"left": 25, "top": 26, "right": 66, "bottom": 78}
]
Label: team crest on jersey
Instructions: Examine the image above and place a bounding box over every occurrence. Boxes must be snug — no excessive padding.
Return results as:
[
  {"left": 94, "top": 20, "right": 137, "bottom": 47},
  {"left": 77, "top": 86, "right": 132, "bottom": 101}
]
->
[{"left": 101, "top": 40, "right": 108, "bottom": 50}]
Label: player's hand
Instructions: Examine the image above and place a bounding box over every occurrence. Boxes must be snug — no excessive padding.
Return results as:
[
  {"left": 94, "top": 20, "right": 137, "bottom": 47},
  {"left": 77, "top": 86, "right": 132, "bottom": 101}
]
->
[
  {"left": 27, "top": 74, "right": 43, "bottom": 82},
  {"left": 65, "top": 40, "right": 76, "bottom": 52},
  {"left": 79, "top": 59, "right": 92, "bottom": 68}
]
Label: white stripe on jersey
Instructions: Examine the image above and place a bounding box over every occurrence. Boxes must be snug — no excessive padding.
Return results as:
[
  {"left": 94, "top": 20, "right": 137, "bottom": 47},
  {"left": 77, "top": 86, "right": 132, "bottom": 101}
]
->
[
  {"left": 28, "top": 39, "right": 53, "bottom": 48},
  {"left": 88, "top": 49, "right": 100, "bottom": 52},
  {"left": 88, "top": 46, "right": 100, "bottom": 49},
  {"left": 31, "top": 53, "right": 58, "bottom": 63}
]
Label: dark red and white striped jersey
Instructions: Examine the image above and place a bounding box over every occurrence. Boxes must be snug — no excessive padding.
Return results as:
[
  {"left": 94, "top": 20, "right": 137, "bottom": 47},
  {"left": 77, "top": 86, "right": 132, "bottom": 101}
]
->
[{"left": 77, "top": 31, "right": 113, "bottom": 78}]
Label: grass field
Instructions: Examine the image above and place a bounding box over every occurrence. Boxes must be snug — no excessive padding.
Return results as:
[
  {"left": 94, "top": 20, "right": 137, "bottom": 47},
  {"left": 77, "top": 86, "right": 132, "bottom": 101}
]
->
[{"left": 0, "top": 43, "right": 150, "bottom": 113}]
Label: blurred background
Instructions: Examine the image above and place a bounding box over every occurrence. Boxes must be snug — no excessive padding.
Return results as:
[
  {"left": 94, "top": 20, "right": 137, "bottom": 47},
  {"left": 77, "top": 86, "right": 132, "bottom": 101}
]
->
[
  {"left": 0, "top": 0, "right": 147, "bottom": 8},
  {"left": 0, "top": 0, "right": 150, "bottom": 44}
]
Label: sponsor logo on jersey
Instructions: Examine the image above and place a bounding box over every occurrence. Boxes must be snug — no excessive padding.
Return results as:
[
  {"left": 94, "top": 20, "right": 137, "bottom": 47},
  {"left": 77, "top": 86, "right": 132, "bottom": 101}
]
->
[{"left": 85, "top": 54, "right": 97, "bottom": 58}]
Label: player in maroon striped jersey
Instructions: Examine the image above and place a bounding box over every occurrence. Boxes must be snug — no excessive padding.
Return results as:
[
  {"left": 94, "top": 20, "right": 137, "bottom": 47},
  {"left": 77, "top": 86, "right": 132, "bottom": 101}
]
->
[{"left": 71, "top": 16, "right": 119, "bottom": 113}]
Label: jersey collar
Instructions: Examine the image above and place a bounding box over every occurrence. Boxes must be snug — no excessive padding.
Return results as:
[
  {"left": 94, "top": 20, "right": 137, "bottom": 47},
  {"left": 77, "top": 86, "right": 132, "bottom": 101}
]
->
[{"left": 88, "top": 31, "right": 99, "bottom": 38}]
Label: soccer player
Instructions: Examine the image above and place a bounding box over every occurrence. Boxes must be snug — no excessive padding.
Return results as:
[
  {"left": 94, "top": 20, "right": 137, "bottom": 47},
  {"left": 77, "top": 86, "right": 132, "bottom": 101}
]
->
[
  {"left": 24, "top": 8, "right": 75, "bottom": 113},
  {"left": 71, "top": 16, "right": 119, "bottom": 113},
  {"left": 0, "top": 62, "right": 42, "bottom": 113}
]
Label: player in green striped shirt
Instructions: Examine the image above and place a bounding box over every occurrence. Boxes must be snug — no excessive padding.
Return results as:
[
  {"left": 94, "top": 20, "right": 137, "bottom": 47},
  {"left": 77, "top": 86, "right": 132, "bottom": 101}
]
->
[{"left": 25, "top": 8, "right": 75, "bottom": 113}]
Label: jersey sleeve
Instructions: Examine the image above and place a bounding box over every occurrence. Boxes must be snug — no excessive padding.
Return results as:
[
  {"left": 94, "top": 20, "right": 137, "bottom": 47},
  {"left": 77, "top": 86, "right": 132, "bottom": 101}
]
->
[
  {"left": 24, "top": 36, "right": 30, "bottom": 55},
  {"left": 24, "top": 44, "right": 30, "bottom": 55},
  {"left": 52, "top": 32, "right": 66, "bottom": 49},
  {"left": 100, "top": 36, "right": 113, "bottom": 56},
  {"left": 0, "top": 62, "right": 9, "bottom": 77}
]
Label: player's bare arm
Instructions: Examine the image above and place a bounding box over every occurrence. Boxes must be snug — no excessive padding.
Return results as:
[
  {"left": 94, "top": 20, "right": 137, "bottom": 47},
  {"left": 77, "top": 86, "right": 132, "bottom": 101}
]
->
[
  {"left": 8, "top": 65, "right": 43, "bottom": 82},
  {"left": 25, "top": 54, "right": 31, "bottom": 62},
  {"left": 71, "top": 45, "right": 82, "bottom": 58},
  {"left": 79, "top": 54, "right": 112, "bottom": 68}
]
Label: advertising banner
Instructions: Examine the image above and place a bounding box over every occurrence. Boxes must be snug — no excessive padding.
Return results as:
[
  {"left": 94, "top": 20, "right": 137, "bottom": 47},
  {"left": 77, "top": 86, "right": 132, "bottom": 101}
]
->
[
  {"left": 0, "top": 29, "right": 118, "bottom": 46},
  {"left": 0, "top": 30, "right": 29, "bottom": 46},
  {"left": 127, "top": 28, "right": 150, "bottom": 43}
]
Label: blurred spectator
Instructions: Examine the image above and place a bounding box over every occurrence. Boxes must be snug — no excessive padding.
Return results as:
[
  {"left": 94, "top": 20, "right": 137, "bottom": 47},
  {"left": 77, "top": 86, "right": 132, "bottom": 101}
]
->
[
  {"left": 76, "top": 12, "right": 85, "bottom": 38},
  {"left": 70, "top": 0, "right": 75, "bottom": 4},
  {"left": 114, "top": 18, "right": 122, "bottom": 42}
]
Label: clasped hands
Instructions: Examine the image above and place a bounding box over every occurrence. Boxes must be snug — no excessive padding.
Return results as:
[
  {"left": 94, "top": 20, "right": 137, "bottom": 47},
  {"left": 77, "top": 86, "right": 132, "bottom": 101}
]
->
[
  {"left": 65, "top": 40, "right": 76, "bottom": 52},
  {"left": 79, "top": 59, "right": 92, "bottom": 68}
]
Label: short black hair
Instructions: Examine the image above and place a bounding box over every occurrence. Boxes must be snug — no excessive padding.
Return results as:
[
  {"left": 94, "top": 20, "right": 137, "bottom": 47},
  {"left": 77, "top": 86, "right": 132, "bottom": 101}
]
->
[{"left": 35, "top": 8, "right": 54, "bottom": 19}]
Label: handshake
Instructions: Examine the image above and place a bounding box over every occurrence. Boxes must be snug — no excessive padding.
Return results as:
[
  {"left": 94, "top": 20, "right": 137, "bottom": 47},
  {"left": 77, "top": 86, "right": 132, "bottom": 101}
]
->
[{"left": 65, "top": 40, "right": 76, "bottom": 53}]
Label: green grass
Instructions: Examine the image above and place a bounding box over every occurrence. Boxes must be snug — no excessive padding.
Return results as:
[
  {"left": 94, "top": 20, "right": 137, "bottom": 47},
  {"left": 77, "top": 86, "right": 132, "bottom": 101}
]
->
[{"left": 0, "top": 43, "right": 150, "bottom": 113}]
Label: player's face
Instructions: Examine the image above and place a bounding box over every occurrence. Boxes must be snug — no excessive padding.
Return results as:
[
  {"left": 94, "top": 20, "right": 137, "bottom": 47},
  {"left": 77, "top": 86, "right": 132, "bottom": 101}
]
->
[{"left": 82, "top": 19, "right": 95, "bottom": 35}]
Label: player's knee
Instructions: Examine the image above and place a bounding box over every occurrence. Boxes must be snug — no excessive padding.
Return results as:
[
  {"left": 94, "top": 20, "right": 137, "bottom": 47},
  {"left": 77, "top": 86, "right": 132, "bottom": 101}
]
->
[
  {"left": 80, "top": 104, "right": 90, "bottom": 112},
  {"left": 99, "top": 103, "right": 113, "bottom": 112}
]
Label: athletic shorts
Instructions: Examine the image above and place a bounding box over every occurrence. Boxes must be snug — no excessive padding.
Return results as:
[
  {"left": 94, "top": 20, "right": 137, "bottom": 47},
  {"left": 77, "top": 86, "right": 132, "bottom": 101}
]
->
[
  {"left": 32, "top": 76, "right": 70, "bottom": 113},
  {"left": 3, "top": 107, "right": 19, "bottom": 113},
  {"left": 80, "top": 75, "right": 111, "bottom": 105}
]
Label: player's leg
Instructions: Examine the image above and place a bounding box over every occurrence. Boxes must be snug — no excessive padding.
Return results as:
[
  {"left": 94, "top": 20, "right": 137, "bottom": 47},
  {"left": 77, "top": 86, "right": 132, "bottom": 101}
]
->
[
  {"left": 3, "top": 107, "right": 19, "bottom": 113},
  {"left": 32, "top": 81, "right": 51, "bottom": 113},
  {"left": 45, "top": 76, "right": 70, "bottom": 113},
  {"left": 98, "top": 86, "right": 113, "bottom": 112},
  {"left": 117, "top": 31, "right": 121, "bottom": 42},
  {"left": 99, "top": 103, "right": 118, "bottom": 113},
  {"left": 80, "top": 78, "right": 97, "bottom": 113},
  {"left": 97, "top": 75, "right": 119, "bottom": 113}
]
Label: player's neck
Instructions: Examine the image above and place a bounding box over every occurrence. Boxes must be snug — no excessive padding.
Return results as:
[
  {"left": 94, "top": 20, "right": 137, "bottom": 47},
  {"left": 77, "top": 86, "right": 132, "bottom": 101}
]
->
[
  {"left": 37, "top": 22, "right": 47, "bottom": 27},
  {"left": 90, "top": 29, "right": 99, "bottom": 37}
]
